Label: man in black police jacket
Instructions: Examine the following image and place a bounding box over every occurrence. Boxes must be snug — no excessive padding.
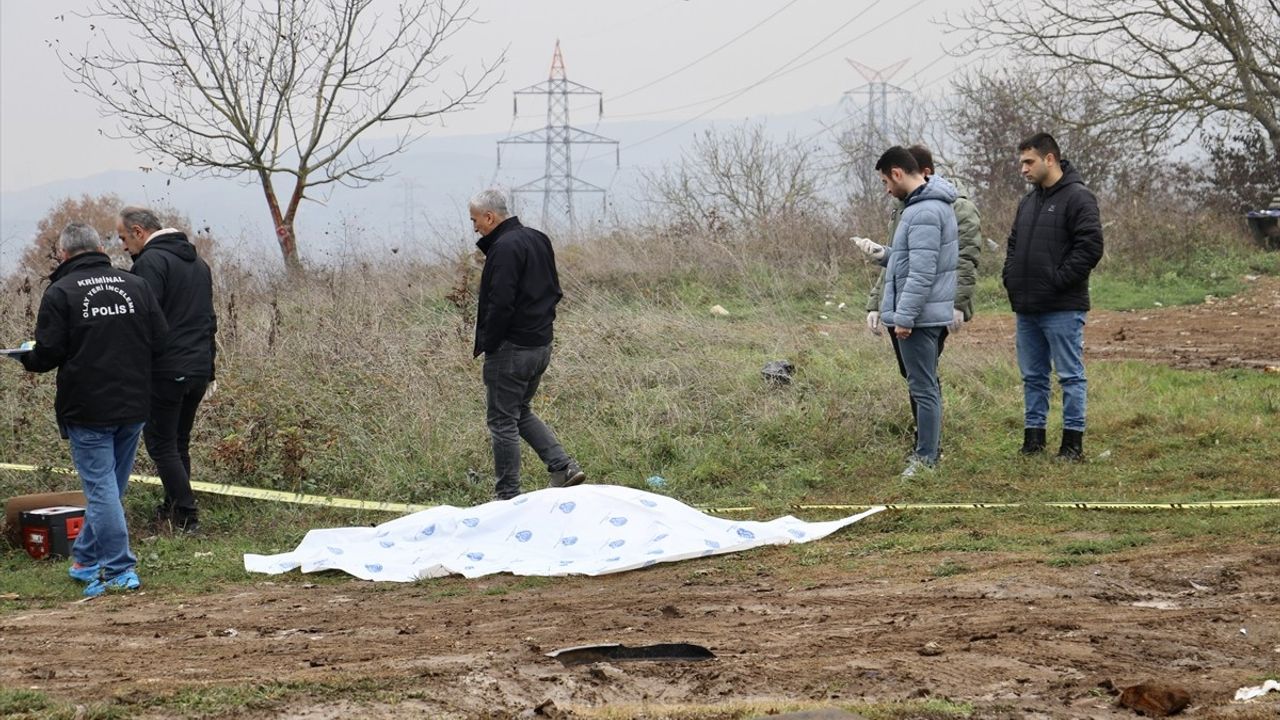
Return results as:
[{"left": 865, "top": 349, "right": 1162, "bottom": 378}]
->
[
  {"left": 118, "top": 206, "right": 217, "bottom": 533},
  {"left": 16, "top": 223, "right": 168, "bottom": 596},
  {"left": 469, "top": 188, "right": 586, "bottom": 501}
]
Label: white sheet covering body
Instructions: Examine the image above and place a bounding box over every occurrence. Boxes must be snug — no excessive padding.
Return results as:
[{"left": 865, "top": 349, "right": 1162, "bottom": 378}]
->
[{"left": 244, "top": 485, "right": 884, "bottom": 581}]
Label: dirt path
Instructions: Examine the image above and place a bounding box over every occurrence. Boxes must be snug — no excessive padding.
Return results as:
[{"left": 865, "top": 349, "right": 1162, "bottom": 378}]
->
[
  {"left": 963, "top": 275, "right": 1280, "bottom": 371},
  {"left": 2, "top": 544, "right": 1278, "bottom": 718}
]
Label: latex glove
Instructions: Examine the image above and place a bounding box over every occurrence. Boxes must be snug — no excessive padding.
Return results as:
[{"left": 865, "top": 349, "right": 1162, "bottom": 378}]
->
[
  {"left": 866, "top": 311, "right": 882, "bottom": 336},
  {"left": 204, "top": 380, "right": 217, "bottom": 400},
  {"left": 6, "top": 340, "right": 34, "bottom": 361},
  {"left": 850, "top": 236, "right": 886, "bottom": 261},
  {"left": 948, "top": 309, "right": 964, "bottom": 333}
]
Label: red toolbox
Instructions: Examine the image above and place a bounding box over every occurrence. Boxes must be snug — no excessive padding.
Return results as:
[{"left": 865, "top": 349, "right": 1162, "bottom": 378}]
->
[{"left": 20, "top": 506, "right": 85, "bottom": 560}]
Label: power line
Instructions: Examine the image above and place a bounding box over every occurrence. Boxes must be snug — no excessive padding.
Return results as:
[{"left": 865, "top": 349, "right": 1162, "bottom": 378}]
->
[
  {"left": 629, "top": 0, "right": 931, "bottom": 149},
  {"left": 604, "top": 0, "right": 885, "bottom": 121},
  {"left": 610, "top": 0, "right": 805, "bottom": 104}
]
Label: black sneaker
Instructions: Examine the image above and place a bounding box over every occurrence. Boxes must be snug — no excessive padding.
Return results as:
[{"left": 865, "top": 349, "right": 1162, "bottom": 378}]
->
[
  {"left": 174, "top": 514, "right": 201, "bottom": 536},
  {"left": 549, "top": 462, "right": 587, "bottom": 488}
]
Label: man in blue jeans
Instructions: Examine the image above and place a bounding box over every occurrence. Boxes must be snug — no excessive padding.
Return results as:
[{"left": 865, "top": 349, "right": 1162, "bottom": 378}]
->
[
  {"left": 469, "top": 189, "right": 586, "bottom": 500},
  {"left": 864, "top": 147, "right": 959, "bottom": 477},
  {"left": 1003, "top": 133, "right": 1104, "bottom": 460},
  {"left": 16, "top": 223, "right": 168, "bottom": 596}
]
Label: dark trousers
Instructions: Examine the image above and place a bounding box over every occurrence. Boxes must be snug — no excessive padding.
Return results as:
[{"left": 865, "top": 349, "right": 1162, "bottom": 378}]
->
[
  {"left": 144, "top": 376, "right": 208, "bottom": 519},
  {"left": 889, "top": 327, "right": 948, "bottom": 448},
  {"left": 483, "top": 343, "right": 571, "bottom": 500}
]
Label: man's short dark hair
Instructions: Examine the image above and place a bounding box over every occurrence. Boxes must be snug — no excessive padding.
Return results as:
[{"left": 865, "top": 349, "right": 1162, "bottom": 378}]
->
[
  {"left": 875, "top": 146, "right": 919, "bottom": 175},
  {"left": 1018, "top": 133, "right": 1061, "bottom": 161},
  {"left": 906, "top": 145, "right": 934, "bottom": 173}
]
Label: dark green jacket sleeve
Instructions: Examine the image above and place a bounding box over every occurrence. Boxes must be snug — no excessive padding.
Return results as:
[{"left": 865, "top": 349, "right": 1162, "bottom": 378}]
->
[{"left": 953, "top": 195, "right": 982, "bottom": 320}]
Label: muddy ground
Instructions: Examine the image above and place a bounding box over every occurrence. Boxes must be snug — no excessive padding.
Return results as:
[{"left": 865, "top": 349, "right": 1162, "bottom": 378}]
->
[
  {"left": 2, "top": 277, "right": 1278, "bottom": 719},
  {"left": 2, "top": 546, "right": 1278, "bottom": 718},
  {"left": 964, "top": 275, "right": 1280, "bottom": 372}
]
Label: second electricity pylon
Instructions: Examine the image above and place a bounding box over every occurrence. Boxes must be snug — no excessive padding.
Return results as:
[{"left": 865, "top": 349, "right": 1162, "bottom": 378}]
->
[
  {"left": 497, "top": 41, "right": 619, "bottom": 235},
  {"left": 843, "top": 59, "right": 911, "bottom": 144}
]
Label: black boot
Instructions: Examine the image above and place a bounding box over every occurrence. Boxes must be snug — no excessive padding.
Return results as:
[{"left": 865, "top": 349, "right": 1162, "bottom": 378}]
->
[
  {"left": 1019, "top": 428, "right": 1046, "bottom": 455},
  {"left": 1057, "top": 429, "right": 1085, "bottom": 462}
]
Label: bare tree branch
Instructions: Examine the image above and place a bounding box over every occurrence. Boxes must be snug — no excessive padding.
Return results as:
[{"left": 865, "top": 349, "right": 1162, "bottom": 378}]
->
[
  {"left": 948, "top": 0, "right": 1280, "bottom": 165},
  {"left": 62, "top": 0, "right": 504, "bottom": 269}
]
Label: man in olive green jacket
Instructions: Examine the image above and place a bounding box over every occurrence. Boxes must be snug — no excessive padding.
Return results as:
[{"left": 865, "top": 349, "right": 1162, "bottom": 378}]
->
[{"left": 855, "top": 145, "right": 982, "bottom": 450}]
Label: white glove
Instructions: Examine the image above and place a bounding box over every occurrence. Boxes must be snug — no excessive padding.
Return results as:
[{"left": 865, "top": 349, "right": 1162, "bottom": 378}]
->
[
  {"left": 204, "top": 380, "right": 217, "bottom": 400},
  {"left": 866, "top": 311, "right": 883, "bottom": 336},
  {"left": 850, "top": 236, "right": 886, "bottom": 261},
  {"left": 948, "top": 309, "right": 964, "bottom": 333}
]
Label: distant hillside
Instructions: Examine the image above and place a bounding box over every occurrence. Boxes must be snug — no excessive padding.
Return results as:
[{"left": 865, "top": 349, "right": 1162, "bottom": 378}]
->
[{"left": 0, "top": 105, "right": 847, "bottom": 274}]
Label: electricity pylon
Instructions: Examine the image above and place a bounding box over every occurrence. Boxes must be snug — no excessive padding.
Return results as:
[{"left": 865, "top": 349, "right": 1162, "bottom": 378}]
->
[{"left": 497, "top": 41, "right": 619, "bottom": 235}]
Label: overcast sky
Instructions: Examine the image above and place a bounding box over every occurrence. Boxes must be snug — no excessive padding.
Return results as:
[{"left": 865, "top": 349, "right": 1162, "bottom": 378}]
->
[{"left": 0, "top": 0, "right": 979, "bottom": 193}]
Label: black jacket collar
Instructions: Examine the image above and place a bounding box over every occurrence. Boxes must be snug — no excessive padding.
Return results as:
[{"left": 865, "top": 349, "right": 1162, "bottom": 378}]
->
[
  {"left": 476, "top": 216, "right": 523, "bottom": 255},
  {"left": 50, "top": 251, "right": 112, "bottom": 282}
]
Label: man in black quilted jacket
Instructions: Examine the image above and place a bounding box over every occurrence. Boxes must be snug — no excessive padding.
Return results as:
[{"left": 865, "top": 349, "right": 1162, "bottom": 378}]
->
[
  {"left": 469, "top": 188, "right": 586, "bottom": 500},
  {"left": 118, "top": 207, "right": 217, "bottom": 533},
  {"left": 1003, "top": 133, "right": 1104, "bottom": 461}
]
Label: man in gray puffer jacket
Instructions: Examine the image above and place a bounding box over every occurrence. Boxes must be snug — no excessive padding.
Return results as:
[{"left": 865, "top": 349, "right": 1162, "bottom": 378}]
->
[{"left": 858, "top": 146, "right": 959, "bottom": 475}]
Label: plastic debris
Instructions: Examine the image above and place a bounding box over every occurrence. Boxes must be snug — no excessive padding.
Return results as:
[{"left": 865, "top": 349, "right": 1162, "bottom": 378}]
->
[
  {"left": 1234, "top": 679, "right": 1280, "bottom": 703},
  {"left": 710, "top": 304, "right": 730, "bottom": 316},
  {"left": 645, "top": 475, "right": 667, "bottom": 489},
  {"left": 761, "top": 360, "right": 795, "bottom": 385}
]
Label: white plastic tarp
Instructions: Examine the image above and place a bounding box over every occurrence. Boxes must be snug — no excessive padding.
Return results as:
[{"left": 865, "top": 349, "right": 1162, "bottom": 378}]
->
[{"left": 244, "top": 484, "right": 884, "bottom": 581}]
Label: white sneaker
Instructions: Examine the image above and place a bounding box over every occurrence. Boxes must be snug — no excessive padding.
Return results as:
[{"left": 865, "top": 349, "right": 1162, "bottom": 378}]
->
[{"left": 900, "top": 457, "right": 936, "bottom": 477}]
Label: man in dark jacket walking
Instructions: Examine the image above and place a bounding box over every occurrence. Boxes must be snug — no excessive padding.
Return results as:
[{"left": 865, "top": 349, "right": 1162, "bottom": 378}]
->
[
  {"left": 1003, "top": 133, "right": 1104, "bottom": 461},
  {"left": 469, "top": 189, "right": 586, "bottom": 500},
  {"left": 118, "top": 207, "right": 217, "bottom": 532},
  {"left": 15, "top": 223, "right": 168, "bottom": 596}
]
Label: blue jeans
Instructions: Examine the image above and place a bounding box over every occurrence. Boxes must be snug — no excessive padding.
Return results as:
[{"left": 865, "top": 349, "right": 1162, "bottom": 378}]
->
[
  {"left": 892, "top": 326, "right": 946, "bottom": 464},
  {"left": 483, "top": 342, "right": 571, "bottom": 500},
  {"left": 66, "top": 423, "right": 143, "bottom": 578},
  {"left": 1016, "top": 311, "right": 1087, "bottom": 432}
]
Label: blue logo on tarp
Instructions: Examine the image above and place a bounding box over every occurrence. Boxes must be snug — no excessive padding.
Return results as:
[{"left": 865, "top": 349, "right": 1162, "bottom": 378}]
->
[
  {"left": 365, "top": 563, "right": 383, "bottom": 573},
  {"left": 466, "top": 551, "right": 484, "bottom": 561},
  {"left": 327, "top": 546, "right": 344, "bottom": 555},
  {"left": 419, "top": 524, "right": 437, "bottom": 537},
  {"left": 704, "top": 539, "right": 720, "bottom": 549},
  {"left": 462, "top": 517, "right": 480, "bottom": 528},
  {"left": 515, "top": 530, "right": 533, "bottom": 543},
  {"left": 652, "top": 533, "right": 669, "bottom": 542},
  {"left": 561, "top": 536, "right": 578, "bottom": 546},
  {"left": 736, "top": 528, "right": 756, "bottom": 540},
  {"left": 787, "top": 528, "right": 806, "bottom": 539},
  {"left": 640, "top": 499, "right": 658, "bottom": 507},
  {"left": 558, "top": 501, "right": 576, "bottom": 514},
  {"left": 608, "top": 539, "right": 625, "bottom": 549},
  {"left": 609, "top": 517, "right": 628, "bottom": 526},
  {"left": 379, "top": 540, "right": 395, "bottom": 548}
]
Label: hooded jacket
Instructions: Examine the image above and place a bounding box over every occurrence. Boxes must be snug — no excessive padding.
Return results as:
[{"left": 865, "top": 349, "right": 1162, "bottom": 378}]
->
[
  {"left": 473, "top": 216, "right": 563, "bottom": 357},
  {"left": 20, "top": 251, "right": 169, "bottom": 430},
  {"left": 866, "top": 176, "right": 982, "bottom": 321},
  {"left": 1002, "top": 160, "right": 1104, "bottom": 313},
  {"left": 130, "top": 230, "right": 217, "bottom": 379},
  {"left": 878, "top": 175, "right": 960, "bottom": 329}
]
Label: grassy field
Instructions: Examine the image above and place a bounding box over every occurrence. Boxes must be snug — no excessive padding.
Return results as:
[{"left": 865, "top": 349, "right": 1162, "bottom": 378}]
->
[
  {"left": 2, "top": 229, "right": 1277, "bottom": 597},
  {"left": 1, "top": 219, "right": 1278, "bottom": 717}
]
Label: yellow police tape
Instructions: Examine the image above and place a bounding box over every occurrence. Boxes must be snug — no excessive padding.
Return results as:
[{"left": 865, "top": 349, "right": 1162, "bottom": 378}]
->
[
  {"left": 0, "top": 463, "right": 432, "bottom": 515},
  {"left": 3, "top": 462, "right": 1278, "bottom": 515}
]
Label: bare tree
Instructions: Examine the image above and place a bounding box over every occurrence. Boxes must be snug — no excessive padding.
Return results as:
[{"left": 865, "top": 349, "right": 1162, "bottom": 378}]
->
[
  {"left": 639, "top": 123, "right": 822, "bottom": 230},
  {"left": 61, "top": 0, "right": 502, "bottom": 271},
  {"left": 950, "top": 0, "right": 1280, "bottom": 165}
]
